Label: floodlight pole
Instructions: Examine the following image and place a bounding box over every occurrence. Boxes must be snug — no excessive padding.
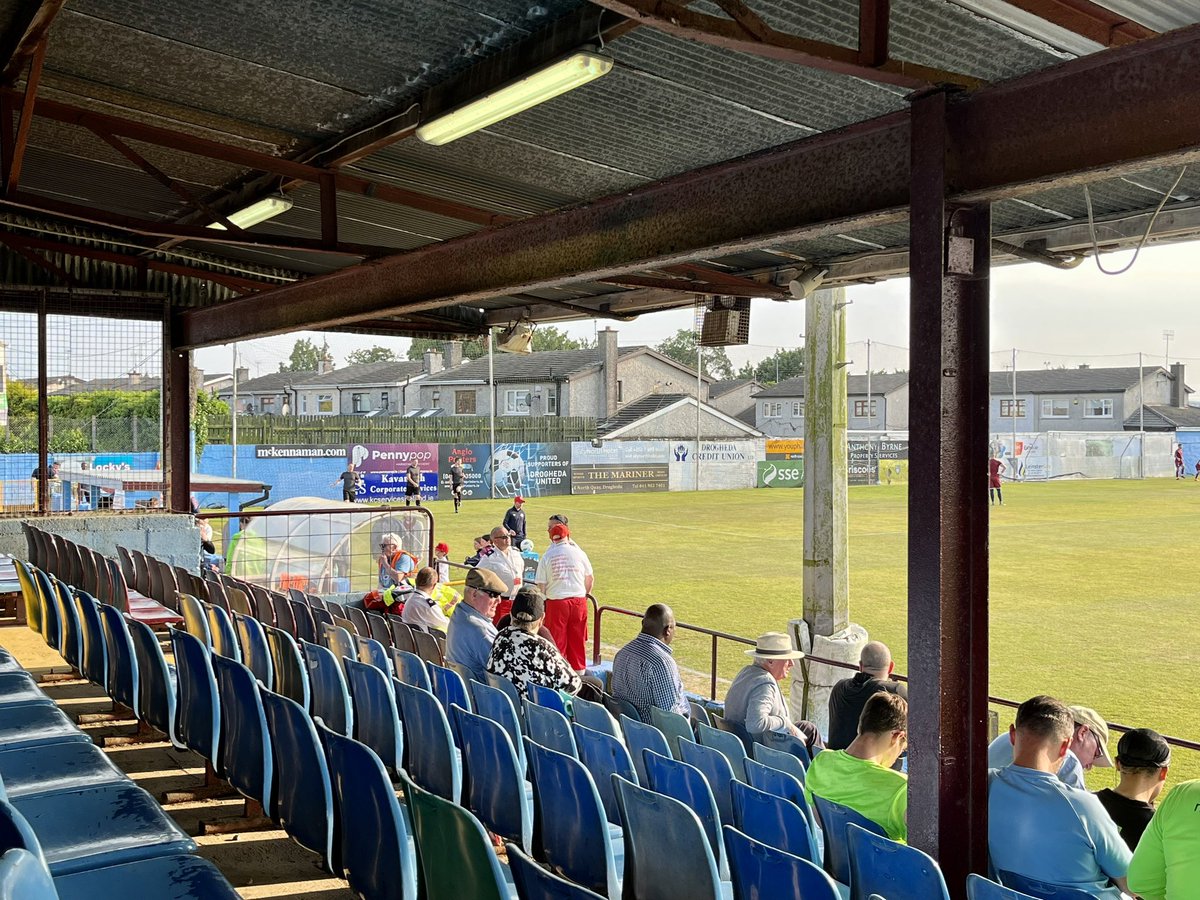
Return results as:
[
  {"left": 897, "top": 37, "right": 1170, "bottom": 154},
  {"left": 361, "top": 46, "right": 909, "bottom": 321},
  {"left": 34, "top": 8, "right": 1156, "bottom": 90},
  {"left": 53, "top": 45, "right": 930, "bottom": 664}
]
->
[
  {"left": 1011, "top": 347, "right": 1017, "bottom": 479},
  {"left": 488, "top": 329, "right": 496, "bottom": 499},
  {"left": 1139, "top": 351, "right": 1145, "bottom": 478},
  {"left": 696, "top": 343, "right": 702, "bottom": 491},
  {"left": 230, "top": 343, "right": 238, "bottom": 478}
]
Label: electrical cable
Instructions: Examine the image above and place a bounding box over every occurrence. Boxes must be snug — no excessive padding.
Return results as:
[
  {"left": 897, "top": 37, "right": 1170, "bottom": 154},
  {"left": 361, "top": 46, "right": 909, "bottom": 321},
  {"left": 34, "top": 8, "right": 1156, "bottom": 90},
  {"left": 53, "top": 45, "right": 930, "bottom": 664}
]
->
[{"left": 1085, "top": 166, "right": 1187, "bottom": 275}]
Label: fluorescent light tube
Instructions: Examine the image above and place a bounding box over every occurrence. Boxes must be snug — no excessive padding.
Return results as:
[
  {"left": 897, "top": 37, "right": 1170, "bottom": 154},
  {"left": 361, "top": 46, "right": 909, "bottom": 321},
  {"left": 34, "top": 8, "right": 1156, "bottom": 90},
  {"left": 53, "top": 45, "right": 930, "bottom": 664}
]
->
[
  {"left": 416, "top": 51, "right": 613, "bottom": 146},
  {"left": 206, "top": 196, "right": 294, "bottom": 230}
]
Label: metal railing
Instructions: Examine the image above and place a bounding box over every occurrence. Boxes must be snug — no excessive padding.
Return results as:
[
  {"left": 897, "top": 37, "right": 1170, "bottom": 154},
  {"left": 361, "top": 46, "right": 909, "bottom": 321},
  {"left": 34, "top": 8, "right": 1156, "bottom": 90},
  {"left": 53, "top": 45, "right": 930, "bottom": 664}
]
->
[{"left": 590, "top": 603, "right": 1200, "bottom": 758}]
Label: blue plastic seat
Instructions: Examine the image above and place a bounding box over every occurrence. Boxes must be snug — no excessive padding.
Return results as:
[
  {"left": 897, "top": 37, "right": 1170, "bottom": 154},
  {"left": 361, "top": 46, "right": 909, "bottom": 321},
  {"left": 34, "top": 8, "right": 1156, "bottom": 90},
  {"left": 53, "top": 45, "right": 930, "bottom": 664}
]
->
[
  {"left": 178, "top": 593, "right": 211, "bottom": 647},
  {"left": 0, "top": 704, "right": 91, "bottom": 752},
  {"left": 997, "top": 871, "right": 1104, "bottom": 900},
  {"left": 0, "top": 845, "right": 242, "bottom": 900},
  {"left": 12, "top": 559, "right": 45, "bottom": 643},
  {"left": 429, "top": 661, "right": 472, "bottom": 716},
  {"left": 528, "top": 681, "right": 569, "bottom": 715},
  {"left": 400, "top": 771, "right": 515, "bottom": 900},
  {"left": 289, "top": 599, "right": 317, "bottom": 645},
  {"left": 697, "top": 722, "right": 748, "bottom": 781},
  {"left": 72, "top": 592, "right": 107, "bottom": 691},
  {"left": 0, "top": 673, "right": 50, "bottom": 709},
  {"left": 573, "top": 697, "right": 620, "bottom": 740},
  {"left": 0, "top": 742, "right": 124, "bottom": 800},
  {"left": 470, "top": 679, "right": 526, "bottom": 770},
  {"left": 966, "top": 874, "right": 1039, "bottom": 900},
  {"left": 172, "top": 629, "right": 221, "bottom": 767},
  {"left": 355, "top": 635, "right": 392, "bottom": 676},
  {"left": 525, "top": 739, "right": 622, "bottom": 900},
  {"left": 97, "top": 604, "right": 139, "bottom": 716},
  {"left": 751, "top": 742, "right": 807, "bottom": 785},
  {"left": 526, "top": 701, "right": 577, "bottom": 758},
  {"left": 127, "top": 618, "right": 181, "bottom": 747},
  {"left": 259, "top": 686, "right": 335, "bottom": 869},
  {"left": 731, "top": 779, "right": 818, "bottom": 863},
  {"left": 642, "top": 749, "right": 725, "bottom": 874},
  {"left": 303, "top": 640, "right": 353, "bottom": 737},
  {"left": 264, "top": 626, "right": 310, "bottom": 709},
  {"left": 1, "top": 783, "right": 194, "bottom": 877},
  {"left": 456, "top": 705, "right": 533, "bottom": 853},
  {"left": 724, "top": 825, "right": 840, "bottom": 900},
  {"left": 29, "top": 568, "right": 60, "bottom": 653},
  {"left": 508, "top": 842, "right": 607, "bottom": 900},
  {"left": 612, "top": 774, "right": 728, "bottom": 900},
  {"left": 319, "top": 723, "right": 418, "bottom": 900},
  {"left": 620, "top": 715, "right": 672, "bottom": 784},
  {"left": 846, "top": 823, "right": 950, "bottom": 900},
  {"left": 743, "top": 758, "right": 819, "bottom": 851},
  {"left": 233, "top": 612, "right": 274, "bottom": 691},
  {"left": 212, "top": 655, "right": 273, "bottom": 816},
  {"left": 392, "top": 648, "right": 432, "bottom": 691},
  {"left": 485, "top": 671, "right": 523, "bottom": 714},
  {"left": 650, "top": 707, "right": 695, "bottom": 758},
  {"left": 812, "top": 795, "right": 887, "bottom": 887},
  {"left": 344, "top": 658, "right": 403, "bottom": 777},
  {"left": 758, "top": 729, "right": 812, "bottom": 769},
  {"left": 572, "top": 723, "right": 637, "bottom": 826},
  {"left": 322, "top": 622, "right": 356, "bottom": 671},
  {"left": 205, "top": 604, "right": 241, "bottom": 663},
  {"left": 394, "top": 679, "right": 461, "bottom": 803},
  {"left": 713, "top": 715, "right": 755, "bottom": 756},
  {"left": 50, "top": 576, "right": 82, "bottom": 673},
  {"left": 679, "top": 738, "right": 737, "bottom": 831}
]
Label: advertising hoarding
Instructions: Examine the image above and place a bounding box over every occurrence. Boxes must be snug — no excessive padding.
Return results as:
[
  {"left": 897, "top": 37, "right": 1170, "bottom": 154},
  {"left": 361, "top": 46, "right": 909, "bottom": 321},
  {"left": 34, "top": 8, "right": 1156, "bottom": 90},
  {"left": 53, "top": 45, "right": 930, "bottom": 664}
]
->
[{"left": 571, "top": 441, "right": 669, "bottom": 495}]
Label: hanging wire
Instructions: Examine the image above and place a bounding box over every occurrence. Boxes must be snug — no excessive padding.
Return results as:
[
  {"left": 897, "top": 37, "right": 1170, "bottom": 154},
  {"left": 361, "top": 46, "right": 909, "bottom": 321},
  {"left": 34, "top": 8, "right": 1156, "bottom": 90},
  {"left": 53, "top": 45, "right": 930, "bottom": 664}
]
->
[{"left": 1084, "top": 166, "right": 1188, "bottom": 276}]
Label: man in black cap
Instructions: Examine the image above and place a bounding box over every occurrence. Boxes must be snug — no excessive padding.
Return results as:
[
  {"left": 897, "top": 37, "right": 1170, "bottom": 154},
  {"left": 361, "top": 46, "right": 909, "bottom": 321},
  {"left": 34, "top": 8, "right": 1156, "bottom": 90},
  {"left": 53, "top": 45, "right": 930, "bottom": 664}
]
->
[{"left": 1095, "top": 728, "right": 1171, "bottom": 850}]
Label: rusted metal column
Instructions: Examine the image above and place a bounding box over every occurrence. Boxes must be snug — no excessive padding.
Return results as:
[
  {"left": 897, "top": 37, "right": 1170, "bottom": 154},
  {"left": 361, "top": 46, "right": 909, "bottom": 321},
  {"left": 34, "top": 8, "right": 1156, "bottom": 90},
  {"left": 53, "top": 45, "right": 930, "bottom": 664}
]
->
[
  {"left": 36, "top": 287, "right": 48, "bottom": 513},
  {"left": 907, "top": 87, "right": 991, "bottom": 898},
  {"left": 163, "top": 314, "right": 191, "bottom": 512}
]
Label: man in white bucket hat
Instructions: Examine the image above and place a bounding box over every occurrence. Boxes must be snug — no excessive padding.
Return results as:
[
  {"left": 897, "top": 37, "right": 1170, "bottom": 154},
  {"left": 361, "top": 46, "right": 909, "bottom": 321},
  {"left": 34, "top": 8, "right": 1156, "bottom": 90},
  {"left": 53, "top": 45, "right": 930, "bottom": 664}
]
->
[{"left": 724, "top": 632, "right": 824, "bottom": 751}]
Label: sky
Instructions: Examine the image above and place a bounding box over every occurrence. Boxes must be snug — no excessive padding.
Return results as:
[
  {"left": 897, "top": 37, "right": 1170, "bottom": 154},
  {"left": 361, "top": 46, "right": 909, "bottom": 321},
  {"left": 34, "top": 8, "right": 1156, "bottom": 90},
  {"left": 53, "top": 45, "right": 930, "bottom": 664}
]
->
[
  {"left": 189, "top": 240, "right": 1200, "bottom": 382},
  {"left": 4, "top": 240, "right": 1194, "bottom": 382}
]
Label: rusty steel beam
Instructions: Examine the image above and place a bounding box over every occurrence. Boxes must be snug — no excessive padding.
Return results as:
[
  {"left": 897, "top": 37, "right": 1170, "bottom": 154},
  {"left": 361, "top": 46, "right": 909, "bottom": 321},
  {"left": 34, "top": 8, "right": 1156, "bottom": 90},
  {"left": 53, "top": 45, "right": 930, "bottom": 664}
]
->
[
  {"left": 163, "top": 316, "right": 191, "bottom": 513},
  {"left": 0, "top": 191, "right": 388, "bottom": 256},
  {"left": 0, "top": 0, "right": 64, "bottom": 85},
  {"left": 907, "top": 86, "right": 991, "bottom": 897},
  {"left": 178, "top": 23, "right": 1200, "bottom": 349},
  {"left": 858, "top": 0, "right": 891, "bottom": 67},
  {"left": 0, "top": 230, "right": 273, "bottom": 292},
  {"left": 1003, "top": 0, "right": 1155, "bottom": 47},
  {"left": 590, "top": 0, "right": 981, "bottom": 89},
  {"left": 5, "top": 35, "right": 43, "bottom": 195},
  {"left": 0, "top": 229, "right": 77, "bottom": 285}
]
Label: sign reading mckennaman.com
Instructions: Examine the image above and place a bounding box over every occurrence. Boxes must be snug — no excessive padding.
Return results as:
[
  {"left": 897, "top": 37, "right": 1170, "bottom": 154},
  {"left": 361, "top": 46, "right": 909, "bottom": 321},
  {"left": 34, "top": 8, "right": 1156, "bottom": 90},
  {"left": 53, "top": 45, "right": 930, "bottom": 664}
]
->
[{"left": 255, "top": 445, "right": 346, "bottom": 459}]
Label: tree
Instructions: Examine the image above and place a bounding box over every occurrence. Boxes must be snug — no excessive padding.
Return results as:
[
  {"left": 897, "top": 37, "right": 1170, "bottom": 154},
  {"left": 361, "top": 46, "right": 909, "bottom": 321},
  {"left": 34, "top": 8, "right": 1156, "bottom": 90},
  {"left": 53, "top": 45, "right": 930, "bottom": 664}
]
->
[
  {"left": 407, "top": 326, "right": 594, "bottom": 362},
  {"left": 278, "top": 338, "right": 322, "bottom": 373},
  {"left": 744, "top": 348, "right": 805, "bottom": 386},
  {"left": 654, "top": 329, "right": 734, "bottom": 381},
  {"left": 345, "top": 345, "right": 397, "bottom": 366}
]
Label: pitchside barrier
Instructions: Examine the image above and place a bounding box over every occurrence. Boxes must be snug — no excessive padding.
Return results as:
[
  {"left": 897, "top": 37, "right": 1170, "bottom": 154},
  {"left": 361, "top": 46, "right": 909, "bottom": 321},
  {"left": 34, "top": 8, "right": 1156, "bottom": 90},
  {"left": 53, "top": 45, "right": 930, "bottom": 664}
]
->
[
  {"left": 990, "top": 431, "right": 1174, "bottom": 480},
  {"left": 590, "top": 602, "right": 1200, "bottom": 774}
]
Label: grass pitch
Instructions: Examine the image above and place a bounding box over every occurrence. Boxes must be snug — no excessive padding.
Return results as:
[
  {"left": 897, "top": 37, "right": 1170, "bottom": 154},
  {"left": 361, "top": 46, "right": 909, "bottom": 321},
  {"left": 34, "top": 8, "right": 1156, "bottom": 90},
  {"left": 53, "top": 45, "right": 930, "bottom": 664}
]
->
[{"left": 425, "top": 477, "right": 1200, "bottom": 786}]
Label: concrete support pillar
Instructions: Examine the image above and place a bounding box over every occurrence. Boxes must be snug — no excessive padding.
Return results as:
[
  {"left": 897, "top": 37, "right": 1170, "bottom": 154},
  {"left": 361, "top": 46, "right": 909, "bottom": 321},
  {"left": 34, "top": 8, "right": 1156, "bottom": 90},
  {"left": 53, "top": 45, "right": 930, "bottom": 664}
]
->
[
  {"left": 907, "top": 87, "right": 991, "bottom": 896},
  {"left": 790, "top": 285, "right": 863, "bottom": 735}
]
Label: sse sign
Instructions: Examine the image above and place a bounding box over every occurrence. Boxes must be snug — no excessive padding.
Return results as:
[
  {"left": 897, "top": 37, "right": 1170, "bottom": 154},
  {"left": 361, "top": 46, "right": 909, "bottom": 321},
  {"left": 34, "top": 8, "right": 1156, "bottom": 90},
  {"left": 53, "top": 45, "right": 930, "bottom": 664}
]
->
[{"left": 757, "top": 460, "right": 804, "bottom": 488}]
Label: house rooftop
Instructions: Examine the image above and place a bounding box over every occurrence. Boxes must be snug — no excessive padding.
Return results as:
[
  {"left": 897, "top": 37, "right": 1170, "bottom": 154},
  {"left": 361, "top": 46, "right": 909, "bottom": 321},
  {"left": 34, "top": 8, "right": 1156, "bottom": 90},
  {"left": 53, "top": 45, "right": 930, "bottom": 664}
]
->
[
  {"left": 296, "top": 359, "right": 425, "bottom": 387},
  {"left": 227, "top": 370, "right": 312, "bottom": 394},
  {"left": 753, "top": 372, "right": 909, "bottom": 399},
  {"left": 421, "top": 345, "right": 661, "bottom": 384},
  {"left": 988, "top": 365, "right": 1185, "bottom": 394}
]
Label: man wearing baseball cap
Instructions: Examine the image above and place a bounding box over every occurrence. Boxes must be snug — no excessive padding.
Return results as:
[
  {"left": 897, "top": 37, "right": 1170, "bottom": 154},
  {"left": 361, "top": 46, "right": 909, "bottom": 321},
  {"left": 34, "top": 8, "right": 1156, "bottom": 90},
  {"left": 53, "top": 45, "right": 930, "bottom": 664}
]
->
[
  {"left": 1096, "top": 728, "right": 1171, "bottom": 851},
  {"left": 533, "top": 518, "right": 592, "bottom": 672},
  {"left": 987, "top": 703, "right": 1113, "bottom": 788},
  {"left": 503, "top": 495, "right": 527, "bottom": 548},
  {"left": 445, "top": 566, "right": 507, "bottom": 683}
]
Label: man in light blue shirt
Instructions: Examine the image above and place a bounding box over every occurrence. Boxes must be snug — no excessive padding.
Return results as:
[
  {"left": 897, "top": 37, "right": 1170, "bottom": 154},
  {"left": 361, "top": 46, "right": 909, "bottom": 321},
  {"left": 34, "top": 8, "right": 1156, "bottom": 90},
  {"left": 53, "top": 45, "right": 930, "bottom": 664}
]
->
[
  {"left": 987, "top": 703, "right": 1113, "bottom": 789},
  {"left": 611, "top": 604, "right": 689, "bottom": 722},
  {"left": 988, "top": 695, "right": 1131, "bottom": 899},
  {"left": 445, "top": 567, "right": 504, "bottom": 683}
]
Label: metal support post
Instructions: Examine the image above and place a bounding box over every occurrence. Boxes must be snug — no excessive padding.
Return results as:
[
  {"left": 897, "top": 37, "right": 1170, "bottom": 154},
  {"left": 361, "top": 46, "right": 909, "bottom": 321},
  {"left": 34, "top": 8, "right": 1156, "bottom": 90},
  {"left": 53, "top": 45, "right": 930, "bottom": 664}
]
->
[
  {"left": 36, "top": 287, "right": 47, "bottom": 513},
  {"left": 163, "top": 314, "right": 191, "bottom": 512},
  {"left": 907, "top": 87, "right": 991, "bottom": 897}
]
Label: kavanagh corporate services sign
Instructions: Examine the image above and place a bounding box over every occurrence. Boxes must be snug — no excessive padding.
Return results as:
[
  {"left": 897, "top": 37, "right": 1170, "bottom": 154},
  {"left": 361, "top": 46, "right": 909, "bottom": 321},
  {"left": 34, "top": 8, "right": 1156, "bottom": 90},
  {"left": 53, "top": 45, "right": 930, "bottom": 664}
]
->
[
  {"left": 350, "top": 442, "right": 439, "bottom": 501},
  {"left": 571, "top": 441, "right": 669, "bottom": 495}
]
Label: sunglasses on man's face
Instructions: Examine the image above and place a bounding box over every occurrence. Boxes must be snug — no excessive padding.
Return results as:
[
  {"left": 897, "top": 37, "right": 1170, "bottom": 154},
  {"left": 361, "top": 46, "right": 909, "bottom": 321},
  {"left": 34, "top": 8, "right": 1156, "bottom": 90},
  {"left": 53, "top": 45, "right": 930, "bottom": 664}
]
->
[{"left": 476, "top": 588, "right": 503, "bottom": 599}]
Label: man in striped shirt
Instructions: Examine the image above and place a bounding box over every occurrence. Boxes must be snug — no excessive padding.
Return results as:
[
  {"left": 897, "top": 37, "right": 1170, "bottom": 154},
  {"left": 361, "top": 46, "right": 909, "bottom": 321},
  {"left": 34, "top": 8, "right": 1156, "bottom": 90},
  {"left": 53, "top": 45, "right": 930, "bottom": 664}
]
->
[{"left": 610, "top": 604, "right": 689, "bottom": 721}]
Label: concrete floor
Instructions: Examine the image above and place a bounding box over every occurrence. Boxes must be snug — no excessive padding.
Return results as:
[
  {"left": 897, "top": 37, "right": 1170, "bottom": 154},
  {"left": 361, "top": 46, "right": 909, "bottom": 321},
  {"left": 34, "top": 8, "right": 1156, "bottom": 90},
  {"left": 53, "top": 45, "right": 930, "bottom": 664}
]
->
[{"left": 0, "top": 619, "right": 356, "bottom": 900}]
